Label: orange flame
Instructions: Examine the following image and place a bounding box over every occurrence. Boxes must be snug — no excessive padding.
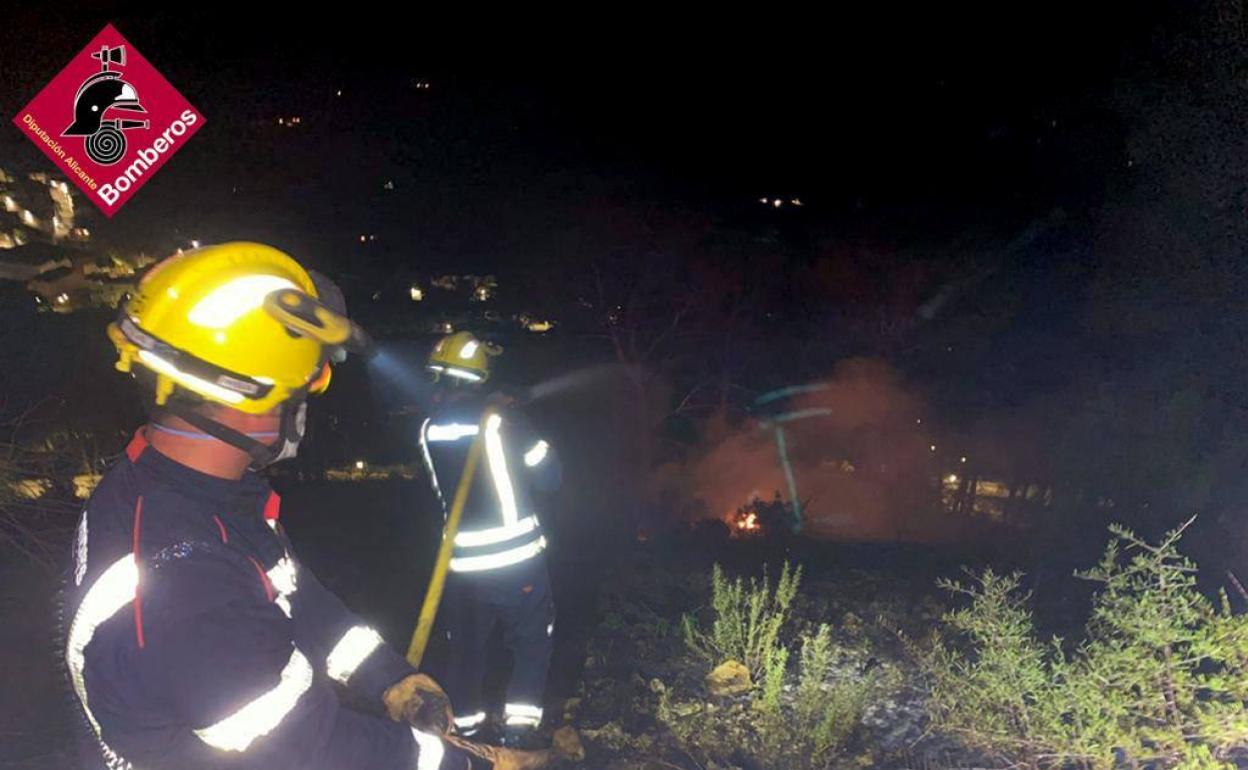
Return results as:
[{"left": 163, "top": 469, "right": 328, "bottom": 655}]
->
[{"left": 734, "top": 511, "right": 760, "bottom": 532}]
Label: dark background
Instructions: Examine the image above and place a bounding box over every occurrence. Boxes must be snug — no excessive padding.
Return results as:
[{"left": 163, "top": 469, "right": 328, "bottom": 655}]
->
[{"left": 1, "top": 2, "right": 1246, "bottom": 574}]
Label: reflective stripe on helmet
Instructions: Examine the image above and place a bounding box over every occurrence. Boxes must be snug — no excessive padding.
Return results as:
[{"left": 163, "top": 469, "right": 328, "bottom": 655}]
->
[{"left": 138, "top": 349, "right": 246, "bottom": 404}]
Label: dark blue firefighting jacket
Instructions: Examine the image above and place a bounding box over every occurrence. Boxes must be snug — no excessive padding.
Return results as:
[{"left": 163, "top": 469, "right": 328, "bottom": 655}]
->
[{"left": 63, "top": 428, "right": 467, "bottom": 770}]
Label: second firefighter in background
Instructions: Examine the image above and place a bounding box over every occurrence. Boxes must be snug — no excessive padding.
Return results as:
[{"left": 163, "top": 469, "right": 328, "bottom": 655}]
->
[{"left": 420, "top": 332, "right": 561, "bottom": 746}]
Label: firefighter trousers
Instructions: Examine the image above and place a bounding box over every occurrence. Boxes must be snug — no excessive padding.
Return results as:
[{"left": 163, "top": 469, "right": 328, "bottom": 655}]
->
[{"left": 434, "top": 557, "right": 554, "bottom": 732}]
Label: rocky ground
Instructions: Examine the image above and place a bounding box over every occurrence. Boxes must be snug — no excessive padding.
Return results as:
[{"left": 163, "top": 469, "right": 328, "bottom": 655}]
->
[{"left": 546, "top": 537, "right": 998, "bottom": 770}]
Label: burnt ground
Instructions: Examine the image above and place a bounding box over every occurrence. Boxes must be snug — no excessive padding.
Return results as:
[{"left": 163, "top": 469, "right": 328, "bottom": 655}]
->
[{"left": 0, "top": 479, "right": 1123, "bottom": 770}]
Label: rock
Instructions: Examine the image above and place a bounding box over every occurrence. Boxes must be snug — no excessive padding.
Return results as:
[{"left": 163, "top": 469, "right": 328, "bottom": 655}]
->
[
  {"left": 705, "top": 660, "right": 752, "bottom": 697},
  {"left": 552, "top": 726, "right": 586, "bottom": 761}
]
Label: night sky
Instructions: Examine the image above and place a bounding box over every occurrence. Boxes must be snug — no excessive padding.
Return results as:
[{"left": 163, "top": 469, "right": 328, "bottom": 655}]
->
[
  {"left": 2, "top": 1, "right": 1165, "bottom": 264},
  {"left": 5, "top": 1, "right": 1244, "bottom": 545}
]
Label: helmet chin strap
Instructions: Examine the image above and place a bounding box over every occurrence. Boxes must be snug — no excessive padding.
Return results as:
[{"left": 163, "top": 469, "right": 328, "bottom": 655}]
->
[{"left": 164, "top": 398, "right": 307, "bottom": 470}]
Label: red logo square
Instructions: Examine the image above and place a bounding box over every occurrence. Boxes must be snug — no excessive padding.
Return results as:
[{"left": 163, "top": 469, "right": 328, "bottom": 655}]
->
[{"left": 12, "top": 24, "right": 205, "bottom": 218}]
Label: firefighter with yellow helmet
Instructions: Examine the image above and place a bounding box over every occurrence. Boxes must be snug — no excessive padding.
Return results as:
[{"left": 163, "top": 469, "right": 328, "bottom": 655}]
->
[
  {"left": 420, "top": 331, "right": 562, "bottom": 746},
  {"left": 66, "top": 242, "right": 548, "bottom": 770}
]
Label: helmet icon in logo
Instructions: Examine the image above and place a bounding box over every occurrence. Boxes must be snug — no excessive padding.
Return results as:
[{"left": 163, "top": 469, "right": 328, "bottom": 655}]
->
[{"left": 62, "top": 45, "right": 149, "bottom": 165}]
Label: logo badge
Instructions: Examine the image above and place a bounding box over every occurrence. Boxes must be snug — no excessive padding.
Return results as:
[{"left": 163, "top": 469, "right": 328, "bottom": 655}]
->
[{"left": 13, "top": 24, "right": 205, "bottom": 217}]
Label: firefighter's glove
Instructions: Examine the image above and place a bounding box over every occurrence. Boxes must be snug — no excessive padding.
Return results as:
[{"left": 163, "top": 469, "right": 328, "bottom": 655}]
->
[
  {"left": 444, "top": 735, "right": 558, "bottom": 770},
  {"left": 383, "top": 673, "right": 454, "bottom": 735}
]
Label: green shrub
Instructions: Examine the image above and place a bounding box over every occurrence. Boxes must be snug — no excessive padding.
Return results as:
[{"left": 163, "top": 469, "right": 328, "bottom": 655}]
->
[
  {"left": 923, "top": 518, "right": 1248, "bottom": 769},
  {"left": 676, "top": 563, "right": 876, "bottom": 770},
  {"left": 798, "top": 624, "right": 871, "bottom": 759},
  {"left": 683, "top": 561, "right": 801, "bottom": 678}
]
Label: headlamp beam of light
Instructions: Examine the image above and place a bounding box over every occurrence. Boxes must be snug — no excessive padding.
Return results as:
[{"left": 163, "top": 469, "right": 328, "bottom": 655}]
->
[
  {"left": 523, "top": 440, "right": 549, "bottom": 467},
  {"left": 187, "top": 275, "right": 298, "bottom": 329},
  {"left": 138, "top": 350, "right": 245, "bottom": 404}
]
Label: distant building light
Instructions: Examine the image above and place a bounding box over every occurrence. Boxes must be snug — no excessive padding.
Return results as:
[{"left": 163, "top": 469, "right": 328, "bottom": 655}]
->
[
  {"left": 773, "top": 199, "right": 782, "bottom": 208},
  {"left": 791, "top": 198, "right": 803, "bottom": 206},
  {"left": 56, "top": 293, "right": 69, "bottom": 304},
  {"left": 336, "top": 89, "right": 343, "bottom": 97},
  {"left": 355, "top": 460, "right": 365, "bottom": 470},
  {"left": 759, "top": 197, "right": 769, "bottom": 204},
  {"left": 383, "top": 180, "right": 395, "bottom": 190},
  {"left": 929, "top": 445, "right": 937, "bottom": 452},
  {"left": 526, "top": 319, "right": 554, "bottom": 333},
  {"left": 410, "top": 286, "right": 424, "bottom": 301},
  {"left": 947, "top": 474, "right": 959, "bottom": 484},
  {"left": 960, "top": 456, "right": 968, "bottom": 464}
]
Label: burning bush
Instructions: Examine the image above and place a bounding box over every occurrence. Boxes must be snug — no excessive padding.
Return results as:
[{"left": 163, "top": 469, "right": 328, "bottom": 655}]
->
[{"left": 728, "top": 493, "right": 795, "bottom": 538}]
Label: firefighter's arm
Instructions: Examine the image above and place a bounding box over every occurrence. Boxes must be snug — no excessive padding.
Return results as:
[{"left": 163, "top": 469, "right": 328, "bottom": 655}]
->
[
  {"left": 512, "top": 412, "right": 561, "bottom": 493},
  {"left": 289, "top": 564, "right": 426, "bottom": 703},
  {"left": 139, "top": 553, "right": 467, "bottom": 770}
]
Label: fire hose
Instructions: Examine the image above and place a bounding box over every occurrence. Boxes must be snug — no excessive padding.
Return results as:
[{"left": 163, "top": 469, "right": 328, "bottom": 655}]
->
[{"left": 405, "top": 408, "right": 492, "bottom": 667}]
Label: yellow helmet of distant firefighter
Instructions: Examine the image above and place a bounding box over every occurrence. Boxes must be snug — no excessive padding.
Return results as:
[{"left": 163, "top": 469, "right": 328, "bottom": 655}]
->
[
  {"left": 426, "top": 331, "right": 502, "bottom": 384},
  {"left": 108, "top": 241, "right": 369, "bottom": 414}
]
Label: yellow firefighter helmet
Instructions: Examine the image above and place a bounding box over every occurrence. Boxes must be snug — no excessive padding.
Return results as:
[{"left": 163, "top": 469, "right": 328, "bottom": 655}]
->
[{"left": 426, "top": 331, "right": 502, "bottom": 384}]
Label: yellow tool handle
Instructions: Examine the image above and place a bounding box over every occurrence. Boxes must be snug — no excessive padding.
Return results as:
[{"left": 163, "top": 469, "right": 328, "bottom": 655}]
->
[{"left": 406, "top": 410, "right": 492, "bottom": 667}]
